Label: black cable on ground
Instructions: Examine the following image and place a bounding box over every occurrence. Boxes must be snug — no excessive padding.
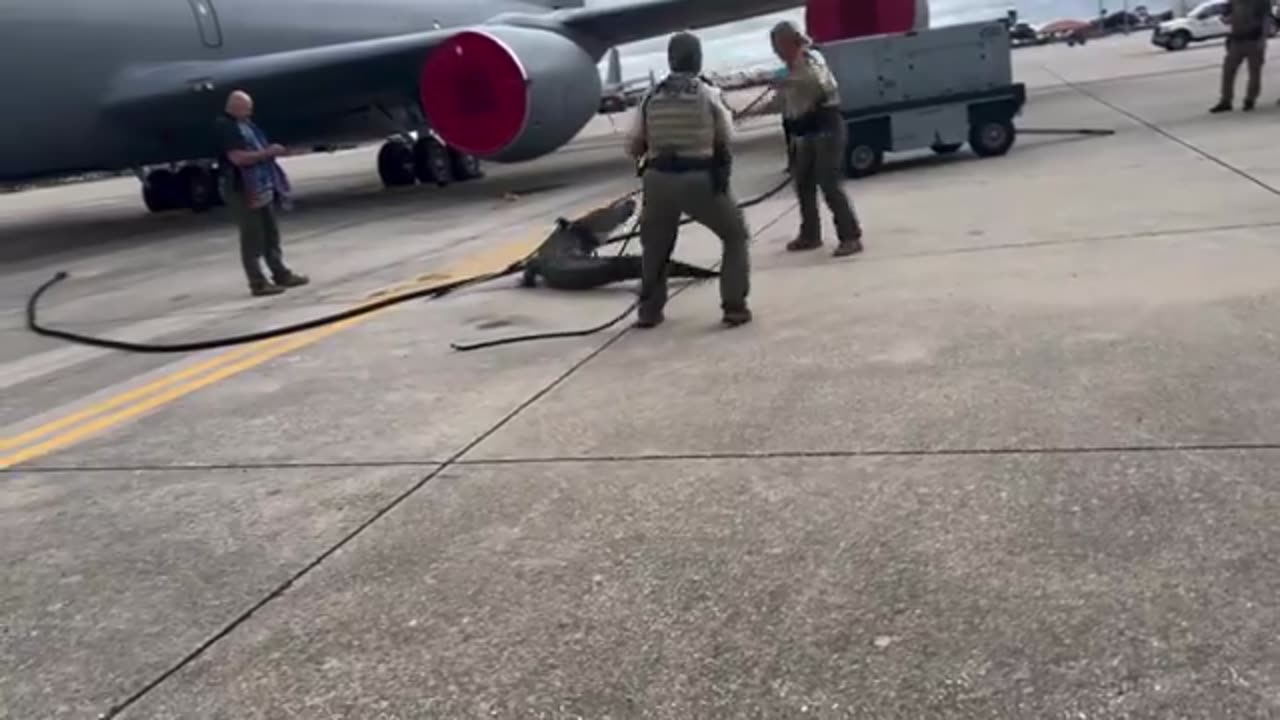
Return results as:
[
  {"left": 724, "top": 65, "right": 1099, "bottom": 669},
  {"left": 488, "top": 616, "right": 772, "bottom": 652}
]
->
[
  {"left": 1018, "top": 127, "right": 1116, "bottom": 136},
  {"left": 1041, "top": 63, "right": 1280, "bottom": 198},
  {"left": 25, "top": 265, "right": 519, "bottom": 354}
]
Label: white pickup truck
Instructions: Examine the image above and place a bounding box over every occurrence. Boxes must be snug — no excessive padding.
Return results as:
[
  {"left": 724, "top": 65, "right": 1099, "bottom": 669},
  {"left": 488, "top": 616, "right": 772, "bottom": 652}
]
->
[{"left": 1152, "top": 0, "right": 1277, "bottom": 50}]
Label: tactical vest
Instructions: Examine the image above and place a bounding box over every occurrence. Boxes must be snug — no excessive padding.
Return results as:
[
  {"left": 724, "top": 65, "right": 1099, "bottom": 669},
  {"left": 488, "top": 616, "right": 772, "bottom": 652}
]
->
[
  {"left": 781, "top": 50, "right": 841, "bottom": 119},
  {"left": 643, "top": 74, "right": 717, "bottom": 159}
]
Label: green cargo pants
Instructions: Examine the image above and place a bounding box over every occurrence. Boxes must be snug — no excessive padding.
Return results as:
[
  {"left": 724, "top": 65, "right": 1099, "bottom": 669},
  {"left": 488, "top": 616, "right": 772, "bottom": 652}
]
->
[
  {"left": 792, "top": 126, "right": 862, "bottom": 244},
  {"left": 1221, "top": 36, "right": 1266, "bottom": 106},
  {"left": 222, "top": 177, "right": 290, "bottom": 289},
  {"left": 637, "top": 168, "right": 750, "bottom": 323}
]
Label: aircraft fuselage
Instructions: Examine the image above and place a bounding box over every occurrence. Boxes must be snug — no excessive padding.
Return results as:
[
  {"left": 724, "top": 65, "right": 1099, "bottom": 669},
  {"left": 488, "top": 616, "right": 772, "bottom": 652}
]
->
[{"left": 0, "top": 0, "right": 567, "bottom": 182}]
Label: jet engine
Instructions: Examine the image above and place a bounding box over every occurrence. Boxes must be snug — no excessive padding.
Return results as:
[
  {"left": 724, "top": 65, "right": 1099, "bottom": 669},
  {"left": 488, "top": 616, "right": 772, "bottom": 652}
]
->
[
  {"left": 805, "top": 0, "right": 930, "bottom": 42},
  {"left": 419, "top": 27, "right": 603, "bottom": 163}
]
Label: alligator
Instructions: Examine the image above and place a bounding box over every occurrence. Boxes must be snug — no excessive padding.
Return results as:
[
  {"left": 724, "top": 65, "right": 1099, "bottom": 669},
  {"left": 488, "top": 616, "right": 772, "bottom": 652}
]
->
[{"left": 520, "top": 196, "right": 719, "bottom": 291}]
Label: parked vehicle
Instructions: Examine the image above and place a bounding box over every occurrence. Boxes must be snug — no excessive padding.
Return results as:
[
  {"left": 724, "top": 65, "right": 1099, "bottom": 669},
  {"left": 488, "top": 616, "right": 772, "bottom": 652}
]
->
[{"left": 1151, "top": 0, "right": 1277, "bottom": 50}]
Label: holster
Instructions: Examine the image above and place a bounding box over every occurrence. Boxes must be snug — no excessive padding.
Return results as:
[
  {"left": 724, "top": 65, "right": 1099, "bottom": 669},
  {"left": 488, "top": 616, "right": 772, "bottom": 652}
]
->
[
  {"left": 785, "top": 106, "right": 843, "bottom": 137},
  {"left": 710, "top": 145, "right": 731, "bottom": 196}
]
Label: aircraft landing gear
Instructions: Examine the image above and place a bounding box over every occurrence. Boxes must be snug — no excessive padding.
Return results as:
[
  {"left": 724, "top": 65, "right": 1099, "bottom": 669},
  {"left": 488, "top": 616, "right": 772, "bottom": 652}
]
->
[
  {"left": 179, "top": 165, "right": 219, "bottom": 212},
  {"left": 142, "top": 169, "right": 180, "bottom": 213},
  {"left": 413, "top": 136, "right": 452, "bottom": 186},
  {"left": 377, "top": 135, "right": 482, "bottom": 189},
  {"left": 378, "top": 140, "right": 417, "bottom": 187},
  {"left": 141, "top": 164, "right": 222, "bottom": 214}
]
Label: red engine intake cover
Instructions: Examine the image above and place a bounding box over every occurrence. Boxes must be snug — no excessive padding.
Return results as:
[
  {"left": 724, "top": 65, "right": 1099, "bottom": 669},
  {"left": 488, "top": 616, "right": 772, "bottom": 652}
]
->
[
  {"left": 805, "top": 0, "right": 929, "bottom": 43},
  {"left": 420, "top": 31, "right": 529, "bottom": 157}
]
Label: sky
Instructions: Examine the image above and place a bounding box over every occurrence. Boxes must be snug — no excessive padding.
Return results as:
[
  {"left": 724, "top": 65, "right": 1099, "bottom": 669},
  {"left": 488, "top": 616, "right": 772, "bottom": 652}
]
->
[{"left": 599, "top": 0, "right": 1172, "bottom": 78}]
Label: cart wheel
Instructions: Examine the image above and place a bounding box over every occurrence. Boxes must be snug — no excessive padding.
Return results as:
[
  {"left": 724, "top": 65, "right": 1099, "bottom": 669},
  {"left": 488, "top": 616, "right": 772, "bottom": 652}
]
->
[
  {"left": 845, "top": 142, "right": 884, "bottom": 178},
  {"left": 931, "top": 143, "right": 963, "bottom": 155},
  {"left": 969, "top": 118, "right": 1016, "bottom": 158}
]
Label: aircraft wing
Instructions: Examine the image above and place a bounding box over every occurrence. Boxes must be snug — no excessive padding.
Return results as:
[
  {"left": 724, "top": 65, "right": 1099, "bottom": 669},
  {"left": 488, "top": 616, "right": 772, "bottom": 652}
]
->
[
  {"left": 102, "top": 30, "right": 452, "bottom": 121},
  {"left": 558, "top": 0, "right": 800, "bottom": 51},
  {"left": 102, "top": 0, "right": 802, "bottom": 159},
  {"left": 105, "top": 0, "right": 799, "bottom": 115}
]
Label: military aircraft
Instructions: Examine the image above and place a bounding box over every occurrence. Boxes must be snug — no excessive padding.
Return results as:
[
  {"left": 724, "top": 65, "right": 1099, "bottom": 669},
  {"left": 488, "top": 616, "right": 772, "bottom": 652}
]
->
[
  {"left": 598, "top": 48, "right": 656, "bottom": 114},
  {"left": 0, "top": 0, "right": 800, "bottom": 213}
]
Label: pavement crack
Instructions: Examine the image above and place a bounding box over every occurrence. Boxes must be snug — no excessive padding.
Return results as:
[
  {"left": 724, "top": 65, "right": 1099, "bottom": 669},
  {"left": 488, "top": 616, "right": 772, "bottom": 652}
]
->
[
  {"left": 1, "top": 460, "right": 446, "bottom": 474},
  {"left": 453, "top": 441, "right": 1280, "bottom": 466},
  {"left": 90, "top": 233, "right": 651, "bottom": 719},
  {"left": 1043, "top": 64, "right": 1280, "bottom": 198},
  {"left": 92, "top": 186, "right": 798, "bottom": 718}
]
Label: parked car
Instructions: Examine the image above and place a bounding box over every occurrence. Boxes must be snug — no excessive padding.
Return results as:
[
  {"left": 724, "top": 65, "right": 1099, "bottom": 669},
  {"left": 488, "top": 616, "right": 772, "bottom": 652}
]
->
[{"left": 1151, "top": 0, "right": 1277, "bottom": 50}]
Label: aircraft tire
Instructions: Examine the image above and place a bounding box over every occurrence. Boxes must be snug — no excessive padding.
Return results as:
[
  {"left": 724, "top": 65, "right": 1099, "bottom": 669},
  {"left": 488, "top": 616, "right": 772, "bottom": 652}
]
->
[
  {"left": 142, "top": 169, "right": 180, "bottom": 213},
  {"left": 180, "top": 165, "right": 218, "bottom": 213},
  {"left": 449, "top": 148, "right": 483, "bottom": 181},
  {"left": 413, "top": 137, "right": 453, "bottom": 186},
  {"left": 378, "top": 141, "right": 417, "bottom": 187}
]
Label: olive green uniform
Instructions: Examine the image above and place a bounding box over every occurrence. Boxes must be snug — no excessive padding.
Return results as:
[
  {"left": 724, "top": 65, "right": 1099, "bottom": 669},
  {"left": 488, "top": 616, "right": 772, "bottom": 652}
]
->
[
  {"left": 627, "top": 73, "right": 751, "bottom": 326},
  {"left": 774, "top": 49, "right": 862, "bottom": 252}
]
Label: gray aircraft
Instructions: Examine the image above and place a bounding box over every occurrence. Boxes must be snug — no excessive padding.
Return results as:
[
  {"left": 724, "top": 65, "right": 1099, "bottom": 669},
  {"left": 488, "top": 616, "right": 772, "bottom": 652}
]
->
[
  {"left": 1, "top": 0, "right": 798, "bottom": 213},
  {"left": 598, "top": 47, "right": 656, "bottom": 114}
]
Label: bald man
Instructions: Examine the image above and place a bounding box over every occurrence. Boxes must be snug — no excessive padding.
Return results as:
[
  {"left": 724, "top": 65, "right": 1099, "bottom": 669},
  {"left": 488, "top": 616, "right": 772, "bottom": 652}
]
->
[{"left": 215, "top": 90, "right": 309, "bottom": 297}]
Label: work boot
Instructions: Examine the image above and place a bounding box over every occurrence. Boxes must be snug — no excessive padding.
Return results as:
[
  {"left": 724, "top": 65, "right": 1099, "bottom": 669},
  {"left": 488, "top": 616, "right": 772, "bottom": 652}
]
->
[
  {"left": 832, "top": 237, "right": 864, "bottom": 257},
  {"left": 635, "top": 310, "right": 664, "bottom": 329},
  {"left": 275, "top": 272, "right": 310, "bottom": 288},
  {"left": 722, "top": 307, "right": 753, "bottom": 327},
  {"left": 786, "top": 236, "right": 822, "bottom": 252},
  {"left": 1210, "top": 101, "right": 1232, "bottom": 113},
  {"left": 250, "top": 283, "right": 285, "bottom": 297},
  {"left": 1244, "top": 98, "right": 1256, "bottom": 111}
]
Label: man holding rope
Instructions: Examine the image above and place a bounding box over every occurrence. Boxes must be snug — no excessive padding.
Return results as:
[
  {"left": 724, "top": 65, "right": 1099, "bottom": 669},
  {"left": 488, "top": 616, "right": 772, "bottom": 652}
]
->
[
  {"left": 626, "top": 31, "right": 753, "bottom": 329},
  {"left": 761, "top": 21, "right": 864, "bottom": 257}
]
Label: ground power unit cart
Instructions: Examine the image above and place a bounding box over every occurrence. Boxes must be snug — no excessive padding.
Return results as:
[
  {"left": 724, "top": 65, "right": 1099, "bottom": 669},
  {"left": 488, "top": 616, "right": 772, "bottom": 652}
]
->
[{"left": 813, "top": 19, "right": 1027, "bottom": 178}]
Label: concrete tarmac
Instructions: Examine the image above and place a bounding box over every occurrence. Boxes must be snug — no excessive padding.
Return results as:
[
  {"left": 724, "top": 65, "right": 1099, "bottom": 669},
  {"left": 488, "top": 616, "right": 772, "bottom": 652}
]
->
[{"left": 4, "top": 34, "right": 1280, "bottom": 718}]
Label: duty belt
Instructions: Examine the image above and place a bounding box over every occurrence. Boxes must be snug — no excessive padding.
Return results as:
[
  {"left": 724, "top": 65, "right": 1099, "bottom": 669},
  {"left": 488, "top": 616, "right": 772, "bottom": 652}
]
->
[
  {"left": 646, "top": 150, "right": 732, "bottom": 195},
  {"left": 784, "top": 106, "right": 843, "bottom": 137},
  {"left": 647, "top": 154, "right": 717, "bottom": 173}
]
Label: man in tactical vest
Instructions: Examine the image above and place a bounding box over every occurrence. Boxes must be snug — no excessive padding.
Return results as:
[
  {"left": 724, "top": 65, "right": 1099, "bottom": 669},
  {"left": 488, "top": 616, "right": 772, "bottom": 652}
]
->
[
  {"left": 767, "top": 20, "right": 863, "bottom": 257},
  {"left": 625, "top": 31, "right": 752, "bottom": 328}
]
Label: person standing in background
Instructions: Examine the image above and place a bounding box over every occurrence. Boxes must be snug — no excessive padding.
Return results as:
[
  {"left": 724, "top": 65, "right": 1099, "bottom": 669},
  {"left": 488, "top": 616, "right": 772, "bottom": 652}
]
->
[
  {"left": 215, "top": 90, "right": 310, "bottom": 297},
  {"left": 1210, "top": 0, "right": 1273, "bottom": 113}
]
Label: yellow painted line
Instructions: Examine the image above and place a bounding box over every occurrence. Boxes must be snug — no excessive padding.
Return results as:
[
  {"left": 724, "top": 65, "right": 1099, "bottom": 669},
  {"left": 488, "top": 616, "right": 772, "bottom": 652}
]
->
[
  {"left": 0, "top": 338, "right": 289, "bottom": 452},
  {"left": 1, "top": 190, "right": 626, "bottom": 470},
  {"left": 0, "top": 319, "right": 361, "bottom": 470}
]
